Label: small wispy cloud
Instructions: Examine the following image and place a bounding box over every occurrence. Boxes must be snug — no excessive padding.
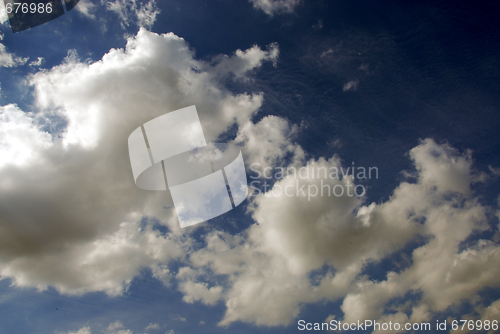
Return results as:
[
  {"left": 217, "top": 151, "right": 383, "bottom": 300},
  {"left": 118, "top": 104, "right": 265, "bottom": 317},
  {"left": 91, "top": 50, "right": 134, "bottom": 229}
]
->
[
  {"left": 249, "top": 0, "right": 301, "bottom": 16},
  {"left": 342, "top": 79, "right": 359, "bottom": 92},
  {"left": 312, "top": 19, "right": 323, "bottom": 30},
  {"left": 29, "top": 57, "right": 44, "bottom": 67},
  {"left": 144, "top": 323, "right": 160, "bottom": 331}
]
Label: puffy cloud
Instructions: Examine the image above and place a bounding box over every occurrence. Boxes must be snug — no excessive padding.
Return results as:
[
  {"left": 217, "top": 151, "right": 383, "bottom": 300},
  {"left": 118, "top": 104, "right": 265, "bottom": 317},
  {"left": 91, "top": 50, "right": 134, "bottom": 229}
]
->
[
  {"left": 236, "top": 115, "right": 303, "bottom": 173},
  {"left": 176, "top": 267, "right": 223, "bottom": 305},
  {"left": 338, "top": 140, "right": 499, "bottom": 325},
  {"left": 213, "top": 43, "right": 279, "bottom": 79},
  {"left": 1, "top": 25, "right": 499, "bottom": 333},
  {"left": 186, "top": 139, "right": 500, "bottom": 327},
  {"left": 249, "top": 0, "right": 301, "bottom": 16},
  {"left": 178, "top": 280, "right": 223, "bottom": 305},
  {"left": 31, "top": 28, "right": 274, "bottom": 149},
  {"left": 0, "top": 104, "right": 52, "bottom": 168},
  {"left": 0, "top": 29, "right": 278, "bottom": 295}
]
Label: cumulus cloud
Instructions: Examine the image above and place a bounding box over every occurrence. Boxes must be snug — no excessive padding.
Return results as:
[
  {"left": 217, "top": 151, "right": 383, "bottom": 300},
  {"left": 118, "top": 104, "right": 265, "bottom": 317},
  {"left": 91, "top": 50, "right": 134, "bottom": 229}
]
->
[
  {"left": 176, "top": 266, "right": 223, "bottom": 305},
  {"left": 0, "top": 104, "right": 52, "bottom": 168},
  {"left": 186, "top": 139, "right": 500, "bottom": 327},
  {"left": 236, "top": 115, "right": 303, "bottom": 172},
  {"left": 1, "top": 25, "right": 499, "bottom": 333},
  {"left": 249, "top": 0, "right": 301, "bottom": 16},
  {"left": 0, "top": 29, "right": 278, "bottom": 295}
]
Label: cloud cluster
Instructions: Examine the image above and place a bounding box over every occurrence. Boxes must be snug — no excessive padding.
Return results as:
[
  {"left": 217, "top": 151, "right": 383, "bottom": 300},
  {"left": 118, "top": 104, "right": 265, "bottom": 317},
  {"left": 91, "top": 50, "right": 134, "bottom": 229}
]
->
[
  {"left": 0, "top": 29, "right": 278, "bottom": 295},
  {"left": 187, "top": 139, "right": 500, "bottom": 328},
  {"left": 1, "top": 26, "right": 499, "bottom": 332}
]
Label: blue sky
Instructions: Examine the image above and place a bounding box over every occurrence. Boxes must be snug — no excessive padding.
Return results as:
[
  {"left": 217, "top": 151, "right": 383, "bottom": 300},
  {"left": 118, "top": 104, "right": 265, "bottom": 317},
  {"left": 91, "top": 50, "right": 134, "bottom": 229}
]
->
[{"left": 0, "top": 0, "right": 499, "bottom": 333}]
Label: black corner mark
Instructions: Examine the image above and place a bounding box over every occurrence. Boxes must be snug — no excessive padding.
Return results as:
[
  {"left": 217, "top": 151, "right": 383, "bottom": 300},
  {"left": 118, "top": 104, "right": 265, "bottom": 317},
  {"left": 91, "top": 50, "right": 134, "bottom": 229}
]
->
[{"left": 4, "top": 0, "right": 80, "bottom": 33}]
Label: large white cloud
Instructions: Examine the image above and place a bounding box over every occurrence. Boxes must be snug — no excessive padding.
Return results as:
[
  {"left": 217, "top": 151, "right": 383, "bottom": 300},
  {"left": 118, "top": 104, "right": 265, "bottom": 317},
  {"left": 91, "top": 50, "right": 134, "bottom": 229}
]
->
[{"left": 0, "top": 28, "right": 278, "bottom": 295}]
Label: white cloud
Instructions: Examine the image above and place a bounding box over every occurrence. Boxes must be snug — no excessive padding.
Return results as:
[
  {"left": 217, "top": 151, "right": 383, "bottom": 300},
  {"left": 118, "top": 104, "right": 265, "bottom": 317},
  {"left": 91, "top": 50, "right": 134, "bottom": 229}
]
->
[
  {"left": 0, "top": 29, "right": 278, "bottom": 296},
  {"left": 0, "top": 25, "right": 498, "bottom": 332},
  {"left": 0, "top": 4, "right": 8, "bottom": 24},
  {"left": 249, "top": 0, "right": 301, "bottom": 16},
  {"left": 179, "top": 280, "right": 223, "bottom": 305},
  {"left": 176, "top": 267, "right": 223, "bottom": 305},
  {"left": 236, "top": 115, "right": 303, "bottom": 173},
  {"left": 31, "top": 28, "right": 274, "bottom": 149},
  {"left": 213, "top": 43, "right": 279, "bottom": 79},
  {"left": 0, "top": 104, "right": 52, "bottom": 168}
]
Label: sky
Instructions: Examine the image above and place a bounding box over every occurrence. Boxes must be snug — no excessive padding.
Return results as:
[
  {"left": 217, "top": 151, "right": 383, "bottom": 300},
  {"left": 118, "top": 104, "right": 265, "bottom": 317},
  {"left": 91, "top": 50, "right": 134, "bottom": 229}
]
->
[{"left": 0, "top": 0, "right": 499, "bottom": 333}]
